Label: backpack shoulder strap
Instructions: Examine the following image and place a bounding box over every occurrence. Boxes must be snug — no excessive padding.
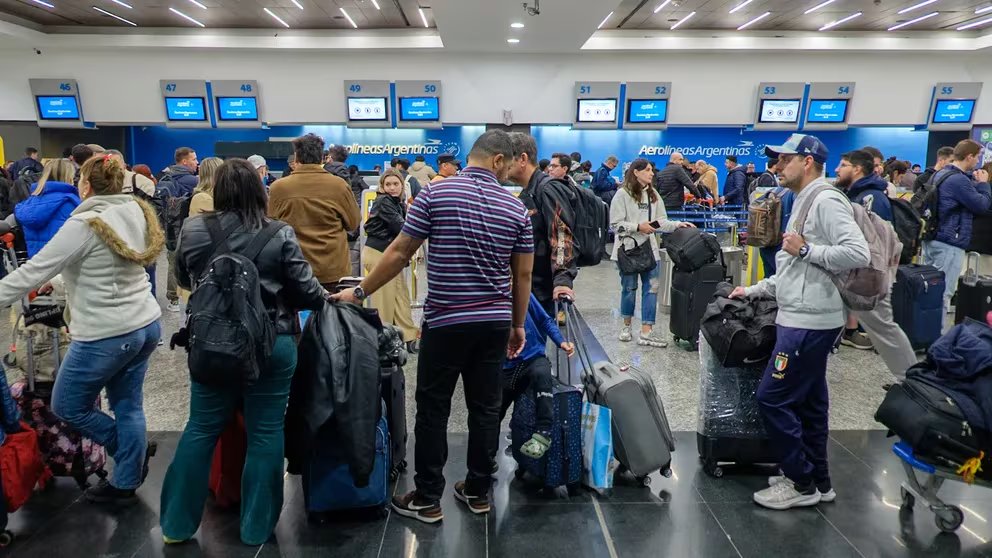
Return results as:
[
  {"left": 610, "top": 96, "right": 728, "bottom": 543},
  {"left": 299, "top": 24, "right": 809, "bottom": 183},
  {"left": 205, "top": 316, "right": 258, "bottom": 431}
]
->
[
  {"left": 793, "top": 183, "right": 843, "bottom": 234},
  {"left": 204, "top": 214, "right": 241, "bottom": 260},
  {"left": 243, "top": 220, "right": 288, "bottom": 263}
]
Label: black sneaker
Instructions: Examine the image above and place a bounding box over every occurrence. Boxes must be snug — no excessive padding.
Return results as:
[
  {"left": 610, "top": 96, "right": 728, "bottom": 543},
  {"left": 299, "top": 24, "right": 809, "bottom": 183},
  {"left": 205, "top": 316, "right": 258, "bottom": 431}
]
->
[
  {"left": 840, "top": 330, "right": 873, "bottom": 350},
  {"left": 84, "top": 479, "right": 137, "bottom": 506},
  {"left": 453, "top": 481, "right": 491, "bottom": 515},
  {"left": 141, "top": 441, "right": 158, "bottom": 485},
  {"left": 391, "top": 490, "right": 443, "bottom": 524}
]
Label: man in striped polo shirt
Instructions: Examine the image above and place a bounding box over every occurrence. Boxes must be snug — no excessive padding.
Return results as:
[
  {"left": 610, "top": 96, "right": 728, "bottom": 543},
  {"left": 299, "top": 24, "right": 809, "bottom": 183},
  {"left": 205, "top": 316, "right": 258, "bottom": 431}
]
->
[{"left": 333, "top": 130, "right": 534, "bottom": 523}]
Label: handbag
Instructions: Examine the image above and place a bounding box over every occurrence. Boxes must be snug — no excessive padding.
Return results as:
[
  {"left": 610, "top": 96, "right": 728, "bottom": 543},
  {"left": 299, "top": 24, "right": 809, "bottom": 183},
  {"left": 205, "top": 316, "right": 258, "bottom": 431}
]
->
[
  {"left": 617, "top": 199, "right": 656, "bottom": 275},
  {"left": 581, "top": 401, "right": 617, "bottom": 491}
]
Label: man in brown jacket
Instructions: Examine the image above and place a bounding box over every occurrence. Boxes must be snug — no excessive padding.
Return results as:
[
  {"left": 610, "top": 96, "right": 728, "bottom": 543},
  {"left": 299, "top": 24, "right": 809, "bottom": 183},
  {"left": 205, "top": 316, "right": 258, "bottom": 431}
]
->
[{"left": 268, "top": 133, "right": 361, "bottom": 288}]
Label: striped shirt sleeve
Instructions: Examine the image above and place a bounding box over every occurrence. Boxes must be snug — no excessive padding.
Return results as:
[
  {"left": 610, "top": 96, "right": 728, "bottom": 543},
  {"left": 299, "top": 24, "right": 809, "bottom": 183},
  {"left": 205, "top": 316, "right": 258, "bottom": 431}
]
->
[
  {"left": 513, "top": 210, "right": 535, "bottom": 254},
  {"left": 401, "top": 188, "right": 432, "bottom": 240}
]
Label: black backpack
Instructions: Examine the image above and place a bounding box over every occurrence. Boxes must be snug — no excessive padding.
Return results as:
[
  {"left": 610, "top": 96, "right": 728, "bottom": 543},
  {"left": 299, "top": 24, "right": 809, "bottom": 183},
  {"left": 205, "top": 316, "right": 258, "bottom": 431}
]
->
[
  {"left": 665, "top": 227, "right": 722, "bottom": 272},
  {"left": 920, "top": 169, "right": 956, "bottom": 242},
  {"left": 185, "top": 216, "right": 286, "bottom": 387},
  {"left": 11, "top": 169, "right": 40, "bottom": 210},
  {"left": 890, "top": 197, "right": 924, "bottom": 265},
  {"left": 701, "top": 282, "right": 778, "bottom": 368},
  {"left": 535, "top": 177, "right": 609, "bottom": 268},
  {"left": 155, "top": 172, "right": 192, "bottom": 250}
]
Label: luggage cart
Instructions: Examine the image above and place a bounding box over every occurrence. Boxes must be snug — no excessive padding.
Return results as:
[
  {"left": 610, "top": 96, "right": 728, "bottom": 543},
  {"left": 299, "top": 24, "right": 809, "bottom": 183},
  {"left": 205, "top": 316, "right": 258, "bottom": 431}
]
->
[{"left": 893, "top": 441, "right": 991, "bottom": 533}]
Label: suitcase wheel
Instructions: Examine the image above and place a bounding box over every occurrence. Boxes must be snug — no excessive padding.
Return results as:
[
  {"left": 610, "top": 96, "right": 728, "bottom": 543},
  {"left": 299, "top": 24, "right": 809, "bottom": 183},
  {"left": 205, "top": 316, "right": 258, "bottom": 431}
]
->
[
  {"left": 900, "top": 486, "right": 915, "bottom": 510},
  {"left": 638, "top": 475, "right": 652, "bottom": 487},
  {"left": 935, "top": 506, "right": 964, "bottom": 533},
  {"left": 660, "top": 466, "right": 673, "bottom": 479},
  {"left": 396, "top": 459, "right": 408, "bottom": 473},
  {"left": 566, "top": 482, "right": 582, "bottom": 497},
  {"left": 0, "top": 530, "right": 12, "bottom": 547},
  {"left": 2, "top": 353, "right": 14, "bottom": 367},
  {"left": 703, "top": 460, "right": 724, "bottom": 478}
]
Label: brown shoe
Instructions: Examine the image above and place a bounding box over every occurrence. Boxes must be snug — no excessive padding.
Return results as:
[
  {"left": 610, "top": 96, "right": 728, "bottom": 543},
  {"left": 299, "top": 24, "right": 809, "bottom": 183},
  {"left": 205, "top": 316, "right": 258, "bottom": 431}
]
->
[
  {"left": 391, "top": 490, "right": 443, "bottom": 524},
  {"left": 453, "top": 481, "right": 490, "bottom": 515}
]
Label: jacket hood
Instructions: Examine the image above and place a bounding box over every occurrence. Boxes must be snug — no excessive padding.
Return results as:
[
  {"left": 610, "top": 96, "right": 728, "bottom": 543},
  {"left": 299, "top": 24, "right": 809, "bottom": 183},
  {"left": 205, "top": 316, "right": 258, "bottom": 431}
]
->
[
  {"left": 167, "top": 164, "right": 194, "bottom": 177},
  {"left": 15, "top": 181, "right": 80, "bottom": 227},
  {"left": 928, "top": 320, "right": 992, "bottom": 380},
  {"left": 411, "top": 161, "right": 427, "bottom": 171},
  {"left": 848, "top": 174, "right": 888, "bottom": 198},
  {"left": 700, "top": 165, "right": 717, "bottom": 177},
  {"left": 323, "top": 161, "right": 350, "bottom": 181},
  {"left": 75, "top": 195, "right": 165, "bottom": 267}
]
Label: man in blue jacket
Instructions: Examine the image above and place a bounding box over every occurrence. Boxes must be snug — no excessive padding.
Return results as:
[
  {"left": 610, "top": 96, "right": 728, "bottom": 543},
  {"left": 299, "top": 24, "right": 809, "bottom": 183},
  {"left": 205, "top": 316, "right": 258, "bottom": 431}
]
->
[
  {"left": 9, "top": 147, "right": 43, "bottom": 178},
  {"left": 160, "top": 147, "right": 199, "bottom": 311},
  {"left": 923, "top": 139, "right": 992, "bottom": 314},
  {"left": 835, "top": 150, "right": 918, "bottom": 379},
  {"left": 590, "top": 155, "right": 619, "bottom": 203},
  {"left": 723, "top": 155, "right": 747, "bottom": 206}
]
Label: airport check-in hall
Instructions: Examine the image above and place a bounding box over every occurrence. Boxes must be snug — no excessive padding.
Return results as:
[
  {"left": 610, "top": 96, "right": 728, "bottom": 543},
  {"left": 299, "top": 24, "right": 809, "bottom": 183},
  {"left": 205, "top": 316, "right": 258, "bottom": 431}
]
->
[{"left": 0, "top": 0, "right": 992, "bottom": 557}]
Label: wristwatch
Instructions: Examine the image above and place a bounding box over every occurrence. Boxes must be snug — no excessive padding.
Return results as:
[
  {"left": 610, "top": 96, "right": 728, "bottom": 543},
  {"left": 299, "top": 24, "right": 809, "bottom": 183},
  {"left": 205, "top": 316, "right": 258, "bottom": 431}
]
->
[
  {"left": 798, "top": 244, "right": 811, "bottom": 260},
  {"left": 353, "top": 286, "right": 367, "bottom": 302}
]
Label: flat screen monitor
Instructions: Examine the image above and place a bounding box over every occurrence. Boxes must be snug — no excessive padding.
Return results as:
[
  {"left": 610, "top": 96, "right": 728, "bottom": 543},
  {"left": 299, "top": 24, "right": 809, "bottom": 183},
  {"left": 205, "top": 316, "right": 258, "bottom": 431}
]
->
[
  {"left": 348, "top": 97, "right": 388, "bottom": 121},
  {"left": 932, "top": 99, "right": 976, "bottom": 124},
  {"left": 36, "top": 95, "right": 80, "bottom": 120},
  {"left": 399, "top": 97, "right": 440, "bottom": 121},
  {"left": 577, "top": 99, "right": 617, "bottom": 123},
  {"left": 165, "top": 97, "right": 207, "bottom": 121},
  {"left": 758, "top": 99, "right": 801, "bottom": 123},
  {"left": 216, "top": 97, "right": 258, "bottom": 121},
  {"left": 805, "top": 99, "right": 849, "bottom": 123},
  {"left": 626, "top": 99, "right": 668, "bottom": 124}
]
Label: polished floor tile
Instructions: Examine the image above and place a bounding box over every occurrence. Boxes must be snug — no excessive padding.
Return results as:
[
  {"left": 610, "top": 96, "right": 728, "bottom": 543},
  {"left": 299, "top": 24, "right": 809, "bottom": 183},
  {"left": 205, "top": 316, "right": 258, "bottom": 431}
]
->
[
  {"left": 597, "top": 502, "right": 741, "bottom": 558},
  {"left": 710, "top": 503, "right": 863, "bottom": 558}
]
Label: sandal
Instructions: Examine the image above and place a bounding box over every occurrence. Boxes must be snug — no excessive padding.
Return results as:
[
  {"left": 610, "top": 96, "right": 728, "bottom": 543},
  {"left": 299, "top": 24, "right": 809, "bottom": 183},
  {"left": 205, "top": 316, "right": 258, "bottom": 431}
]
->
[{"left": 520, "top": 433, "right": 551, "bottom": 459}]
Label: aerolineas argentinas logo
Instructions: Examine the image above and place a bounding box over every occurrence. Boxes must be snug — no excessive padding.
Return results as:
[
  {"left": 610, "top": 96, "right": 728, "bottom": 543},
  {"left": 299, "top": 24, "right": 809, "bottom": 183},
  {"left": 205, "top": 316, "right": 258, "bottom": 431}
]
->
[
  {"left": 348, "top": 139, "right": 461, "bottom": 157},
  {"left": 637, "top": 140, "right": 762, "bottom": 159}
]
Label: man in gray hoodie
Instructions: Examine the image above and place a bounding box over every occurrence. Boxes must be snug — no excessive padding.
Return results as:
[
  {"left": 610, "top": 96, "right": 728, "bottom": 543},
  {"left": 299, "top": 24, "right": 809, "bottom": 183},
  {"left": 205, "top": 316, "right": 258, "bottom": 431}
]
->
[{"left": 730, "top": 134, "right": 870, "bottom": 511}]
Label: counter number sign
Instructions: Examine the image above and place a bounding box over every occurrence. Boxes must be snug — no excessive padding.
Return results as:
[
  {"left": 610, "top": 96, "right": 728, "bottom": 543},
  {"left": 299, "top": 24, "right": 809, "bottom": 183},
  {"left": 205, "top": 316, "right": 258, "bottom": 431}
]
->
[
  {"left": 763, "top": 86, "right": 776, "bottom": 95},
  {"left": 837, "top": 86, "right": 850, "bottom": 95},
  {"left": 655, "top": 86, "right": 667, "bottom": 95},
  {"left": 941, "top": 86, "right": 954, "bottom": 95},
  {"left": 59, "top": 83, "right": 72, "bottom": 92},
  {"left": 240, "top": 84, "right": 253, "bottom": 93},
  {"left": 165, "top": 83, "right": 177, "bottom": 92},
  {"left": 580, "top": 85, "right": 591, "bottom": 94},
  {"left": 349, "top": 84, "right": 362, "bottom": 93}
]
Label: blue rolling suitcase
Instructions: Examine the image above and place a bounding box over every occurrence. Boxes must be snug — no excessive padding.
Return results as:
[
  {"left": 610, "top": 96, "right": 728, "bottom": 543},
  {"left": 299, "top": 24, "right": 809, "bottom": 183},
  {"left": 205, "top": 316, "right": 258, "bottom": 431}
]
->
[
  {"left": 509, "top": 380, "right": 582, "bottom": 492},
  {"left": 302, "top": 411, "right": 391, "bottom": 520},
  {"left": 892, "top": 264, "right": 945, "bottom": 351}
]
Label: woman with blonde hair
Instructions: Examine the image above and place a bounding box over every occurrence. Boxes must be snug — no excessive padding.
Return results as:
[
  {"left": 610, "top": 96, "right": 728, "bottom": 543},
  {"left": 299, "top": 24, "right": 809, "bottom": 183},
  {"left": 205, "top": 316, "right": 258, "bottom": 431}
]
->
[
  {"left": 362, "top": 169, "right": 417, "bottom": 351},
  {"left": 7, "top": 158, "right": 80, "bottom": 257},
  {"left": 188, "top": 157, "right": 223, "bottom": 217}
]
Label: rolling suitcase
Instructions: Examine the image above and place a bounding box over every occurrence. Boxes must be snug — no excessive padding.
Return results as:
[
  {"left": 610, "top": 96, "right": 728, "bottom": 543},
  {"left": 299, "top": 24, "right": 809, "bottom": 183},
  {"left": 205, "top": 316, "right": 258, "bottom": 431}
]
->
[
  {"left": 302, "top": 409, "right": 391, "bottom": 520},
  {"left": 671, "top": 260, "right": 727, "bottom": 350},
  {"left": 563, "top": 302, "right": 674, "bottom": 486},
  {"left": 380, "top": 364, "right": 407, "bottom": 481},
  {"left": 955, "top": 252, "right": 992, "bottom": 325},
  {"left": 208, "top": 412, "right": 246, "bottom": 508},
  {"left": 892, "top": 264, "right": 945, "bottom": 351},
  {"left": 697, "top": 336, "right": 777, "bottom": 478}
]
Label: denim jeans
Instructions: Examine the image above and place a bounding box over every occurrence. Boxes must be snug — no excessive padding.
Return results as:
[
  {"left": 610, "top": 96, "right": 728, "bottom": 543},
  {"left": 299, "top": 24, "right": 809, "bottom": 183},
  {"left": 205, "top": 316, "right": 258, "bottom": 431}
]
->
[
  {"left": 619, "top": 261, "right": 660, "bottom": 326},
  {"left": 51, "top": 320, "right": 161, "bottom": 490},
  {"left": 923, "top": 240, "right": 966, "bottom": 313},
  {"left": 160, "top": 335, "right": 297, "bottom": 546}
]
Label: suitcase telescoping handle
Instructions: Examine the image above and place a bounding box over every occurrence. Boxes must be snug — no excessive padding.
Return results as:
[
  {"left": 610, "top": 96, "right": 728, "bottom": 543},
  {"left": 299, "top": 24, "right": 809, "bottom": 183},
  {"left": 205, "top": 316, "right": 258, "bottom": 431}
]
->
[
  {"left": 963, "top": 252, "right": 982, "bottom": 287},
  {"left": 557, "top": 297, "right": 600, "bottom": 391}
]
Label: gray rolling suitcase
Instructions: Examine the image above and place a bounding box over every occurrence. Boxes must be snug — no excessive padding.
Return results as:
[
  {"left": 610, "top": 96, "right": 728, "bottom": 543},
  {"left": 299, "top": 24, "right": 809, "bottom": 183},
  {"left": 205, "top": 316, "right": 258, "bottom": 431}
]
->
[{"left": 562, "top": 301, "right": 675, "bottom": 486}]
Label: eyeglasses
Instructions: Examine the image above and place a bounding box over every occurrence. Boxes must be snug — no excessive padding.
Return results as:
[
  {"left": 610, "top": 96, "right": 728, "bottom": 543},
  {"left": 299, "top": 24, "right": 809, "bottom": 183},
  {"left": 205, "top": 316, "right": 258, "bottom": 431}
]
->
[{"left": 547, "top": 163, "right": 563, "bottom": 169}]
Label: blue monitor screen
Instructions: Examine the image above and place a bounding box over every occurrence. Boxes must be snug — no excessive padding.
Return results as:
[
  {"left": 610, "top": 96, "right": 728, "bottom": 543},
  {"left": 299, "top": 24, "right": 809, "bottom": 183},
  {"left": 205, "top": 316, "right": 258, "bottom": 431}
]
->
[
  {"left": 932, "top": 99, "right": 975, "bottom": 124},
  {"left": 216, "top": 97, "right": 258, "bottom": 121},
  {"left": 627, "top": 99, "right": 668, "bottom": 124},
  {"left": 36, "top": 96, "right": 80, "bottom": 120},
  {"left": 806, "top": 99, "right": 849, "bottom": 123},
  {"left": 399, "top": 97, "right": 440, "bottom": 121},
  {"left": 165, "top": 97, "right": 207, "bottom": 121}
]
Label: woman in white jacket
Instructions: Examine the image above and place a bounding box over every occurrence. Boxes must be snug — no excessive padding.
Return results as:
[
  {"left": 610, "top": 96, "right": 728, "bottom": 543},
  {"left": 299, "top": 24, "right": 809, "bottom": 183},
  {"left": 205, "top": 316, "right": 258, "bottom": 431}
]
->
[
  {"left": 610, "top": 158, "right": 694, "bottom": 347},
  {"left": 0, "top": 155, "right": 164, "bottom": 506}
]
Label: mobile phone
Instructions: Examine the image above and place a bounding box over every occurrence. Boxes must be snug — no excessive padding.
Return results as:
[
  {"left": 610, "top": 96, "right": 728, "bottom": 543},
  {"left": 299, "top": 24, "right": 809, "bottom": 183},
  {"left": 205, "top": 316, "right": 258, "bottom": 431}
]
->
[{"left": 649, "top": 220, "right": 661, "bottom": 229}]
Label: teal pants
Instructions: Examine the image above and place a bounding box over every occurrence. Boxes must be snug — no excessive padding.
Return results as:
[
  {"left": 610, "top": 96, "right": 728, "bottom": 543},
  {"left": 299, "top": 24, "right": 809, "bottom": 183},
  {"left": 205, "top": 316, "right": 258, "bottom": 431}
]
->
[{"left": 160, "top": 335, "right": 297, "bottom": 546}]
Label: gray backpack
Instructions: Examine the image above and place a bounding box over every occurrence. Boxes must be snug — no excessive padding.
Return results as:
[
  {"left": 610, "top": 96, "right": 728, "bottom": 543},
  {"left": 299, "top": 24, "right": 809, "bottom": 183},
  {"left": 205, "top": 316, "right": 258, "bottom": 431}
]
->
[{"left": 794, "top": 184, "right": 902, "bottom": 311}]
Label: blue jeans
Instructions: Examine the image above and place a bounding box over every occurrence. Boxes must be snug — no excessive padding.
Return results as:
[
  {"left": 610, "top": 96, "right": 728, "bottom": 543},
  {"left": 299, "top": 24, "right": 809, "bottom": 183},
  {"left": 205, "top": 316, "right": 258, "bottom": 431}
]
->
[
  {"left": 923, "top": 240, "right": 966, "bottom": 313},
  {"left": 619, "top": 261, "right": 660, "bottom": 326},
  {"left": 51, "top": 321, "right": 161, "bottom": 490}
]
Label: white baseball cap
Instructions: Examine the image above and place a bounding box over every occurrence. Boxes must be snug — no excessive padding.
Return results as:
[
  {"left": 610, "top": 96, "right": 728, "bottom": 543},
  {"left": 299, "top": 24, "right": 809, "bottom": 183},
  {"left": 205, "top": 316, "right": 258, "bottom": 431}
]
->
[{"left": 247, "top": 154, "right": 267, "bottom": 169}]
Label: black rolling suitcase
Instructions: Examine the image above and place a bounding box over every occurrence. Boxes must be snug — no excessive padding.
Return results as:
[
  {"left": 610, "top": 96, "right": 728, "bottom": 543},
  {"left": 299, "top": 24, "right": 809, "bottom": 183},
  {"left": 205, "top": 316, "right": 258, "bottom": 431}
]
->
[
  {"left": 955, "top": 252, "right": 992, "bottom": 325},
  {"left": 892, "top": 264, "right": 945, "bottom": 351},
  {"left": 671, "top": 259, "right": 726, "bottom": 350},
  {"left": 380, "top": 364, "right": 407, "bottom": 481}
]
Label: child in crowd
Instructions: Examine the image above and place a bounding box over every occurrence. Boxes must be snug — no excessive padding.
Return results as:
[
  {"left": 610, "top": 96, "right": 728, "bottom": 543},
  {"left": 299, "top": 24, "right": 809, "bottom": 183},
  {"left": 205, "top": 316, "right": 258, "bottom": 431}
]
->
[{"left": 499, "top": 293, "right": 574, "bottom": 459}]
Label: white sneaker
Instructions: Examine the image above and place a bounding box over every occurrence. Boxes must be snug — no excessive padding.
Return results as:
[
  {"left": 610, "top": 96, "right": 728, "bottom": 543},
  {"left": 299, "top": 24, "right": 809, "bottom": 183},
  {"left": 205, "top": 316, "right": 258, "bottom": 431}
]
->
[
  {"left": 167, "top": 301, "right": 181, "bottom": 313},
  {"left": 637, "top": 333, "right": 668, "bottom": 348},
  {"left": 619, "top": 327, "right": 633, "bottom": 342},
  {"left": 768, "top": 475, "right": 836, "bottom": 503},
  {"left": 753, "top": 480, "right": 822, "bottom": 510}
]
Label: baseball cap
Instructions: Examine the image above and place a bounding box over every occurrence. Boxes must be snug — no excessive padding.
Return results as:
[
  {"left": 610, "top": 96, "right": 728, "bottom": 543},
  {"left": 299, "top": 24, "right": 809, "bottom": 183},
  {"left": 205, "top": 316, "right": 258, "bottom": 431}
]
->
[
  {"left": 438, "top": 154, "right": 461, "bottom": 166},
  {"left": 247, "top": 154, "right": 267, "bottom": 169},
  {"left": 764, "top": 134, "right": 829, "bottom": 164}
]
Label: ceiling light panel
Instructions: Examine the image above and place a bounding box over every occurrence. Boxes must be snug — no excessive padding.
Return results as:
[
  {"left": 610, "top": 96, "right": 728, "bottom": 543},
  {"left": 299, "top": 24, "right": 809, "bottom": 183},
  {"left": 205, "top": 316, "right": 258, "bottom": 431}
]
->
[
  {"left": 507, "top": 38, "right": 520, "bottom": 43},
  {"left": 511, "top": 22, "right": 524, "bottom": 28},
  {"left": 29, "top": 0, "right": 54, "bottom": 8},
  {"left": 738, "top": 11, "right": 771, "bottom": 30},
  {"left": 897, "top": 0, "right": 938, "bottom": 14},
  {"left": 819, "top": 11, "right": 861, "bottom": 31},
  {"left": 957, "top": 15, "right": 992, "bottom": 30},
  {"left": 264, "top": 7, "right": 289, "bottom": 27},
  {"left": 977, "top": 5, "right": 992, "bottom": 14},
  {"left": 93, "top": 5, "right": 136, "bottom": 25},
  {"left": 187, "top": 0, "right": 207, "bottom": 9},
  {"left": 670, "top": 11, "right": 695, "bottom": 30},
  {"left": 110, "top": 0, "right": 132, "bottom": 8},
  {"left": 729, "top": 0, "right": 754, "bottom": 14},
  {"left": 290, "top": 0, "right": 303, "bottom": 9},
  {"left": 804, "top": 0, "right": 837, "bottom": 14},
  {"left": 887, "top": 11, "right": 939, "bottom": 30},
  {"left": 371, "top": 0, "right": 380, "bottom": 9},
  {"left": 598, "top": 11, "right": 614, "bottom": 29},
  {"left": 654, "top": 0, "right": 671, "bottom": 14},
  {"left": 340, "top": 7, "right": 358, "bottom": 28},
  {"left": 170, "top": 7, "right": 205, "bottom": 26}
]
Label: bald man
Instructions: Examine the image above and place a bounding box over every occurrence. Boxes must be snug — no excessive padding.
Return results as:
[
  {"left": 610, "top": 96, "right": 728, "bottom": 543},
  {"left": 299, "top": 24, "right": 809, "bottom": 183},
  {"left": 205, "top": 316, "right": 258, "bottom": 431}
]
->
[{"left": 656, "top": 151, "right": 702, "bottom": 212}]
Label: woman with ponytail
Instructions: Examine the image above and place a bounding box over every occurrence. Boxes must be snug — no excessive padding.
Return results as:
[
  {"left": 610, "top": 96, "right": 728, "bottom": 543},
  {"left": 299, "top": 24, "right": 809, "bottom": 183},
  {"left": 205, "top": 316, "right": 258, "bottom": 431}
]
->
[{"left": 0, "top": 154, "right": 164, "bottom": 506}]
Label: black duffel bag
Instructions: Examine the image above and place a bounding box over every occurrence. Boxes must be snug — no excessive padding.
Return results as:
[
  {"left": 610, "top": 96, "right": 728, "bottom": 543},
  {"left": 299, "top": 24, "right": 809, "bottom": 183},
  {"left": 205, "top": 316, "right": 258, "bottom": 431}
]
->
[
  {"left": 700, "top": 283, "right": 778, "bottom": 368},
  {"left": 664, "top": 227, "right": 721, "bottom": 272}
]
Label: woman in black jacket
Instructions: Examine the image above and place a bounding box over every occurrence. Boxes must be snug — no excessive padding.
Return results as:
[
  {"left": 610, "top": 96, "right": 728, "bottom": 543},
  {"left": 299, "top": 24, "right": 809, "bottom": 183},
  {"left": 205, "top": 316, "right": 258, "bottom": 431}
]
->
[
  {"left": 362, "top": 169, "right": 417, "bottom": 351},
  {"left": 160, "top": 159, "right": 327, "bottom": 546}
]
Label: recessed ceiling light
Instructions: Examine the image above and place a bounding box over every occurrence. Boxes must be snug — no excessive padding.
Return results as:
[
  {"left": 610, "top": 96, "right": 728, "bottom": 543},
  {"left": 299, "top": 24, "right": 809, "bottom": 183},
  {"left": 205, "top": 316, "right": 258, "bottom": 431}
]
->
[
  {"left": 887, "top": 11, "right": 938, "bottom": 30},
  {"left": 29, "top": 0, "right": 54, "bottom": 8},
  {"left": 977, "top": 5, "right": 992, "bottom": 14},
  {"left": 371, "top": 0, "right": 380, "bottom": 9},
  {"left": 898, "top": 0, "right": 938, "bottom": 14},
  {"left": 819, "top": 11, "right": 862, "bottom": 30},
  {"left": 598, "top": 11, "right": 614, "bottom": 29},
  {"left": 93, "top": 6, "right": 136, "bottom": 25},
  {"left": 804, "top": 0, "right": 836, "bottom": 14},
  {"left": 110, "top": 0, "right": 132, "bottom": 8},
  {"left": 290, "top": 0, "right": 303, "bottom": 9},
  {"left": 187, "top": 0, "right": 206, "bottom": 9},
  {"left": 263, "top": 7, "right": 289, "bottom": 27},
  {"left": 670, "top": 11, "right": 695, "bottom": 29},
  {"left": 169, "top": 7, "right": 205, "bottom": 26},
  {"left": 507, "top": 38, "right": 520, "bottom": 43},
  {"left": 653, "top": 0, "right": 671, "bottom": 13},
  {"left": 957, "top": 15, "right": 992, "bottom": 29},
  {"left": 729, "top": 0, "right": 753, "bottom": 14},
  {"left": 418, "top": 7, "right": 429, "bottom": 28},
  {"left": 339, "top": 7, "right": 358, "bottom": 28},
  {"left": 738, "top": 11, "right": 771, "bottom": 30},
  {"left": 510, "top": 22, "right": 524, "bottom": 28}
]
